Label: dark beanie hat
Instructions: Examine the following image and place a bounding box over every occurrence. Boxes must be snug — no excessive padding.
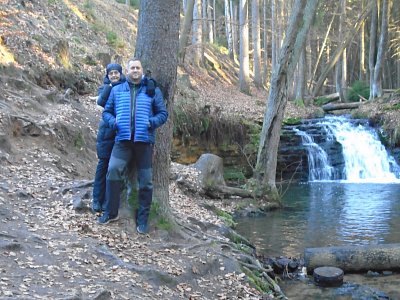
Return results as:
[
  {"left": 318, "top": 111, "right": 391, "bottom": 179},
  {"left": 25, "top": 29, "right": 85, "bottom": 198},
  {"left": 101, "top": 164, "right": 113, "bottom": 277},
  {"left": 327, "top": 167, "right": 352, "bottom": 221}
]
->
[{"left": 106, "top": 63, "right": 122, "bottom": 75}]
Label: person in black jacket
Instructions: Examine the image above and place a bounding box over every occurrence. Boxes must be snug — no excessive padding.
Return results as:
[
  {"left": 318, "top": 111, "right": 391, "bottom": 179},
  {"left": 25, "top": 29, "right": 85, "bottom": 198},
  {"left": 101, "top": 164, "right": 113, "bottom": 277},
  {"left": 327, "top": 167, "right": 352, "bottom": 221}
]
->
[{"left": 92, "top": 63, "right": 126, "bottom": 213}]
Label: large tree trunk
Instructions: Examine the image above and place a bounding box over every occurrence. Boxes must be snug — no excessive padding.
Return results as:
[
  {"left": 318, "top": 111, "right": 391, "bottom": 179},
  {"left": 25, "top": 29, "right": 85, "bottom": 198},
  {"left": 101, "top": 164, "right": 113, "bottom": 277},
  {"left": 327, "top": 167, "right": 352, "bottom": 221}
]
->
[
  {"left": 135, "top": 0, "right": 180, "bottom": 221},
  {"left": 239, "top": 0, "right": 251, "bottom": 94},
  {"left": 178, "top": 0, "right": 195, "bottom": 65},
  {"left": 252, "top": 0, "right": 262, "bottom": 88},
  {"left": 370, "top": 0, "right": 389, "bottom": 99},
  {"left": 253, "top": 0, "right": 318, "bottom": 200}
]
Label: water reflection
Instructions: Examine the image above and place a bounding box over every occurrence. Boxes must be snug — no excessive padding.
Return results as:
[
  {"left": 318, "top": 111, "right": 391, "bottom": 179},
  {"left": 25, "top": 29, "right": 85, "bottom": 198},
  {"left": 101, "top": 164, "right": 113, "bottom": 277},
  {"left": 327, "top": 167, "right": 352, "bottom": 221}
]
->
[{"left": 235, "top": 183, "right": 400, "bottom": 257}]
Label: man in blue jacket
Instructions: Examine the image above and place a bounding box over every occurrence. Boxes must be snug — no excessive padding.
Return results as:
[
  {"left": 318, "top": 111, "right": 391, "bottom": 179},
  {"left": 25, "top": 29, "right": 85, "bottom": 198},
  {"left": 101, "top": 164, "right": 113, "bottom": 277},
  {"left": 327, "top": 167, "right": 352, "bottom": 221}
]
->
[{"left": 99, "top": 57, "right": 168, "bottom": 235}]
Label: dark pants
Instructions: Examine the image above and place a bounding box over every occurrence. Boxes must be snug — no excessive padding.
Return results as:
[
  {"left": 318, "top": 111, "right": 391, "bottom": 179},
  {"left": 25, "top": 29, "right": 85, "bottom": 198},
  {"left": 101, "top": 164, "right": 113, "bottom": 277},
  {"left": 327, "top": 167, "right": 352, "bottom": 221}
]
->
[
  {"left": 104, "top": 141, "right": 153, "bottom": 225},
  {"left": 92, "top": 158, "right": 109, "bottom": 210}
]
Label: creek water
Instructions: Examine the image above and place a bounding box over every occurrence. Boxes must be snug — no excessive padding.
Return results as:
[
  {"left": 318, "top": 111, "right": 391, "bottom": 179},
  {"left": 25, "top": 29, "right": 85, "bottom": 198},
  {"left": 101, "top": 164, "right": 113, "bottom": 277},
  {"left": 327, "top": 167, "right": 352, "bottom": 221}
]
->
[
  {"left": 235, "top": 116, "right": 400, "bottom": 299},
  {"left": 236, "top": 182, "right": 400, "bottom": 257}
]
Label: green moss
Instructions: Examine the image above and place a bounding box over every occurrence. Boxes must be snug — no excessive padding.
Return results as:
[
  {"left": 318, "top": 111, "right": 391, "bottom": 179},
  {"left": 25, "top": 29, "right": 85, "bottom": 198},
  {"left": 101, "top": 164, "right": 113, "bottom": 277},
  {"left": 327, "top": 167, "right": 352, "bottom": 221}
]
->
[
  {"left": 106, "top": 31, "right": 125, "bottom": 49},
  {"left": 383, "top": 103, "right": 400, "bottom": 111},
  {"left": 242, "top": 267, "right": 272, "bottom": 293},
  {"left": 74, "top": 132, "right": 85, "bottom": 149},
  {"left": 314, "top": 97, "right": 331, "bottom": 106},
  {"left": 283, "top": 117, "right": 301, "bottom": 125},
  {"left": 215, "top": 209, "right": 237, "bottom": 228},
  {"left": 293, "top": 98, "right": 305, "bottom": 108},
  {"left": 115, "top": 0, "right": 140, "bottom": 9}
]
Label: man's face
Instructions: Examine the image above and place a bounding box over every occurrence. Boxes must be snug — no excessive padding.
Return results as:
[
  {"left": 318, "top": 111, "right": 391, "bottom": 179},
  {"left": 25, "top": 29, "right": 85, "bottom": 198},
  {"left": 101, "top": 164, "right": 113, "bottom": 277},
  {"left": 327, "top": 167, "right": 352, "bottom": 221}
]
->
[
  {"left": 127, "top": 60, "right": 143, "bottom": 83},
  {"left": 108, "top": 70, "right": 121, "bottom": 83}
]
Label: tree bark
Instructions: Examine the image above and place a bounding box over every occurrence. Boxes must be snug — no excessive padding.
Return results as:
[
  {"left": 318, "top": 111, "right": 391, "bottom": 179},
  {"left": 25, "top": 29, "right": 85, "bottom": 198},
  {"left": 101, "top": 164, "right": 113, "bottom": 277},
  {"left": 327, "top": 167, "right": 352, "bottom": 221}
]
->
[
  {"left": 178, "top": 0, "right": 195, "bottom": 65},
  {"left": 262, "top": 0, "right": 269, "bottom": 86},
  {"left": 252, "top": 0, "right": 262, "bottom": 88},
  {"left": 192, "top": 0, "right": 204, "bottom": 67},
  {"left": 305, "top": 244, "right": 400, "bottom": 273},
  {"left": 322, "top": 102, "right": 361, "bottom": 112},
  {"left": 135, "top": 0, "right": 180, "bottom": 221},
  {"left": 207, "top": 1, "right": 214, "bottom": 43},
  {"left": 370, "top": 0, "right": 389, "bottom": 99},
  {"left": 253, "top": 0, "right": 319, "bottom": 199},
  {"left": 225, "top": 0, "right": 234, "bottom": 59},
  {"left": 239, "top": 0, "right": 251, "bottom": 94}
]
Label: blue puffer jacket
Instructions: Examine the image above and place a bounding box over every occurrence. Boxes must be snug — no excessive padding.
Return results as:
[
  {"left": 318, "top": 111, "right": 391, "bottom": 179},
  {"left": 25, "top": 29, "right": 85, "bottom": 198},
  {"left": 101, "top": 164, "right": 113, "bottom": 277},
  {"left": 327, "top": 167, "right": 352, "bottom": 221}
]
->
[
  {"left": 103, "top": 80, "right": 168, "bottom": 144},
  {"left": 96, "top": 75, "right": 126, "bottom": 159}
]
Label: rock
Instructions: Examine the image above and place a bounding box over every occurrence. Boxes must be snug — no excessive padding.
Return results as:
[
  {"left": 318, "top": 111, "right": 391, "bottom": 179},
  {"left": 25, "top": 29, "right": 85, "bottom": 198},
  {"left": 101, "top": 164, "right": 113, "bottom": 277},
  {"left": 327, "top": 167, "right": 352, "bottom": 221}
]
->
[
  {"left": 193, "top": 153, "right": 226, "bottom": 188},
  {"left": 72, "top": 196, "right": 87, "bottom": 211}
]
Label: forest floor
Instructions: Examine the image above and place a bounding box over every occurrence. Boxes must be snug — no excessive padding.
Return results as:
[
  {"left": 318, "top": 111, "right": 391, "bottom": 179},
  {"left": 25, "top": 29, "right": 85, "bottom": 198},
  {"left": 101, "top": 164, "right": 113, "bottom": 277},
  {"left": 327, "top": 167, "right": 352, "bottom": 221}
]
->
[{"left": 1, "top": 0, "right": 400, "bottom": 299}]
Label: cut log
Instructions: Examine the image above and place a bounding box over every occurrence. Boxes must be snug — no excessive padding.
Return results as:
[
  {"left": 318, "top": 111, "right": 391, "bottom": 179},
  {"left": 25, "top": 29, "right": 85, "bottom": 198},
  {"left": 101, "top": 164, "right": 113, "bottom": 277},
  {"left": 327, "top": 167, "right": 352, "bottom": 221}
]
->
[
  {"left": 322, "top": 102, "right": 361, "bottom": 112},
  {"left": 313, "top": 266, "right": 344, "bottom": 287},
  {"left": 305, "top": 244, "right": 400, "bottom": 273}
]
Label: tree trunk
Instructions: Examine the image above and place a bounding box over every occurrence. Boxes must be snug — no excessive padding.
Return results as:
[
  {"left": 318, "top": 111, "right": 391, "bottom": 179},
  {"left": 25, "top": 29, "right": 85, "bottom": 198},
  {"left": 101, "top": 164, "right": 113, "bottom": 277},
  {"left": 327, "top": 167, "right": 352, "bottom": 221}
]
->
[
  {"left": 262, "top": 0, "right": 269, "bottom": 86},
  {"left": 312, "top": 2, "right": 372, "bottom": 98},
  {"left": 271, "top": 0, "right": 277, "bottom": 69},
  {"left": 359, "top": 0, "right": 366, "bottom": 81},
  {"left": 192, "top": 0, "right": 203, "bottom": 67},
  {"left": 135, "top": 0, "right": 180, "bottom": 222},
  {"left": 225, "top": 0, "right": 234, "bottom": 59},
  {"left": 239, "top": 0, "right": 251, "bottom": 94},
  {"left": 178, "top": 0, "right": 195, "bottom": 65},
  {"left": 370, "top": 0, "right": 389, "bottom": 99},
  {"left": 252, "top": 0, "right": 262, "bottom": 88},
  {"left": 305, "top": 244, "right": 400, "bottom": 273},
  {"left": 207, "top": 1, "right": 214, "bottom": 43},
  {"left": 232, "top": 1, "right": 239, "bottom": 60},
  {"left": 335, "top": 0, "right": 346, "bottom": 102},
  {"left": 202, "top": 0, "right": 208, "bottom": 42},
  {"left": 253, "top": 0, "right": 319, "bottom": 199},
  {"left": 295, "top": 48, "right": 306, "bottom": 100}
]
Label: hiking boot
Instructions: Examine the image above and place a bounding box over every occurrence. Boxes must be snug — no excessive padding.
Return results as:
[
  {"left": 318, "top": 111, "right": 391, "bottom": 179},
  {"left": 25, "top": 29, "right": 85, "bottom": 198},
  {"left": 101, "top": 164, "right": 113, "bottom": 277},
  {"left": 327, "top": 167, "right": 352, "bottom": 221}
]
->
[
  {"left": 97, "top": 214, "right": 119, "bottom": 225},
  {"left": 136, "top": 224, "right": 148, "bottom": 234}
]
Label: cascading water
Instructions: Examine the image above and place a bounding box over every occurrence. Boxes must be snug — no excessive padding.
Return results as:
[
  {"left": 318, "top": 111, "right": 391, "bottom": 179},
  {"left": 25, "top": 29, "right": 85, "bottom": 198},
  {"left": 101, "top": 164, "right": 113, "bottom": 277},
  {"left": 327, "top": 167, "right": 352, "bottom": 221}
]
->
[{"left": 293, "top": 116, "right": 400, "bottom": 183}]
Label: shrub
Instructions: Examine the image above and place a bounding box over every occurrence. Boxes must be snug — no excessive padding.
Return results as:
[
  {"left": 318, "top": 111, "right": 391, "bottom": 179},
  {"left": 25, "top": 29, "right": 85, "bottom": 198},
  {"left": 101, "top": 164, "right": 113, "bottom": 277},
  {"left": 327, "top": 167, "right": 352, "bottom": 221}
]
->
[{"left": 348, "top": 81, "right": 369, "bottom": 102}]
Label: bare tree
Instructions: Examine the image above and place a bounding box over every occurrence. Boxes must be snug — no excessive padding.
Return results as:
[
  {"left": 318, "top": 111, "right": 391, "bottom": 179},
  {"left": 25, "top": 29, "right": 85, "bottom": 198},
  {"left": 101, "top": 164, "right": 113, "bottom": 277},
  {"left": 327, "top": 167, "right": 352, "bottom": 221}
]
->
[
  {"left": 239, "top": 0, "right": 251, "bottom": 94},
  {"left": 225, "top": 0, "right": 234, "bottom": 59},
  {"left": 312, "top": 3, "right": 372, "bottom": 98},
  {"left": 192, "top": 0, "right": 204, "bottom": 67},
  {"left": 335, "top": 0, "right": 347, "bottom": 102},
  {"left": 369, "top": 0, "right": 390, "bottom": 99},
  {"left": 252, "top": 0, "right": 262, "bottom": 88},
  {"left": 178, "top": 0, "right": 195, "bottom": 65},
  {"left": 135, "top": 0, "right": 180, "bottom": 221},
  {"left": 253, "top": 0, "right": 319, "bottom": 200}
]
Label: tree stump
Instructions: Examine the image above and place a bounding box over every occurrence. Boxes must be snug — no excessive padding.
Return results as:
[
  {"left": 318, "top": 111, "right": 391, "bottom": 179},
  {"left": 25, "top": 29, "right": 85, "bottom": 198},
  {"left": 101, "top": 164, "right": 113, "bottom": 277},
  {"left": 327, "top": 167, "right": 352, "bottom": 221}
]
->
[{"left": 313, "top": 266, "right": 344, "bottom": 287}]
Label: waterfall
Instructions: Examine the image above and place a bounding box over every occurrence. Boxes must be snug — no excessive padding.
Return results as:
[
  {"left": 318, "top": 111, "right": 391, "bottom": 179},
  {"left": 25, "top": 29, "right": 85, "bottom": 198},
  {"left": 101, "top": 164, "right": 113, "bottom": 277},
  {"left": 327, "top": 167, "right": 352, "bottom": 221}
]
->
[{"left": 293, "top": 116, "right": 400, "bottom": 183}]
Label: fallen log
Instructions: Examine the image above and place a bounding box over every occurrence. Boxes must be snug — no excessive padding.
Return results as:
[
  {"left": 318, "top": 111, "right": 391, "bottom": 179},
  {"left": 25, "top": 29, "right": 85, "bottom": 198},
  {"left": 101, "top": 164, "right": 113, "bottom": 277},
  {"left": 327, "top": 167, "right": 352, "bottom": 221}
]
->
[
  {"left": 322, "top": 102, "right": 361, "bottom": 112},
  {"left": 304, "top": 244, "right": 400, "bottom": 273},
  {"left": 204, "top": 184, "right": 253, "bottom": 199}
]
